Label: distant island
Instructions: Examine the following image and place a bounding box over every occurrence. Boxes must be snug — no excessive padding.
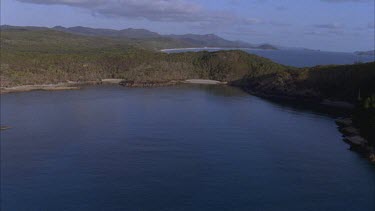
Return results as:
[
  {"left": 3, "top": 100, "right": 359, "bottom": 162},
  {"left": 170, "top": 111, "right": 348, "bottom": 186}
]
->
[{"left": 355, "top": 50, "right": 375, "bottom": 56}]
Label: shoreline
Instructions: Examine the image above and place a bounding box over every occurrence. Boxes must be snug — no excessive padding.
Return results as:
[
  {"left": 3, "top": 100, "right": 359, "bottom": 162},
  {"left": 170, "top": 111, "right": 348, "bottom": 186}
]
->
[
  {"left": 336, "top": 117, "right": 375, "bottom": 163},
  {"left": 237, "top": 86, "right": 355, "bottom": 110},
  {"left": 1, "top": 125, "right": 11, "bottom": 131},
  {"left": 183, "top": 79, "right": 227, "bottom": 85},
  {"left": 226, "top": 86, "right": 374, "bottom": 164},
  {"left": 160, "top": 47, "right": 275, "bottom": 52},
  {"left": 119, "top": 79, "right": 226, "bottom": 87},
  {"left": 0, "top": 79, "right": 124, "bottom": 94},
  {"left": 0, "top": 79, "right": 359, "bottom": 110},
  {"left": 0, "top": 79, "right": 226, "bottom": 94},
  {"left": 0, "top": 84, "right": 81, "bottom": 94},
  {"left": 161, "top": 47, "right": 224, "bottom": 52}
]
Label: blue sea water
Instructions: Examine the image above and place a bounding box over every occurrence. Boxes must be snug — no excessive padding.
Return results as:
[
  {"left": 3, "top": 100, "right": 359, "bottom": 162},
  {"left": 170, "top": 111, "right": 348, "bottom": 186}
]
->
[
  {"left": 163, "top": 48, "right": 374, "bottom": 67},
  {"left": 1, "top": 85, "right": 374, "bottom": 210}
]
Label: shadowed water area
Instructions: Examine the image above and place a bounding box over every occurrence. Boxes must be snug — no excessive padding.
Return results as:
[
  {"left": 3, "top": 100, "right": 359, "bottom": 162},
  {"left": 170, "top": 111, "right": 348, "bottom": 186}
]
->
[{"left": 1, "top": 85, "right": 374, "bottom": 210}]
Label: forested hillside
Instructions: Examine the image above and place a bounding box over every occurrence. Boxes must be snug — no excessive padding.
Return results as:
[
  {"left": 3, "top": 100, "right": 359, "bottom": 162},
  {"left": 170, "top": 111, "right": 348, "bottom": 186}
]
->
[
  {"left": 1, "top": 28, "right": 286, "bottom": 86},
  {"left": 1, "top": 27, "right": 374, "bottom": 103}
]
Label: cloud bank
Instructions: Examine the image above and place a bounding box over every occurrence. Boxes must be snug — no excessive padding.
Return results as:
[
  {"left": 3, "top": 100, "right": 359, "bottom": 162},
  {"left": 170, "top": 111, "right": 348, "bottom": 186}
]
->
[
  {"left": 17, "top": 0, "right": 203, "bottom": 21},
  {"left": 321, "top": 0, "right": 372, "bottom": 2}
]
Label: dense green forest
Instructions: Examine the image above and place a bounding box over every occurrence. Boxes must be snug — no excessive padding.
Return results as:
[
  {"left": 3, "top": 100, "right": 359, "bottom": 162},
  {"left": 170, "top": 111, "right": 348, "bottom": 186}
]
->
[
  {"left": 353, "top": 96, "right": 375, "bottom": 146},
  {"left": 233, "top": 62, "right": 375, "bottom": 102}
]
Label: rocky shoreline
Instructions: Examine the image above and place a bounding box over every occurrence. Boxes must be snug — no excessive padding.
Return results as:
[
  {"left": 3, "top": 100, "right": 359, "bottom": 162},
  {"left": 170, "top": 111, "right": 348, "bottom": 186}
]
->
[
  {"left": 336, "top": 117, "right": 375, "bottom": 163},
  {"left": 233, "top": 86, "right": 375, "bottom": 164}
]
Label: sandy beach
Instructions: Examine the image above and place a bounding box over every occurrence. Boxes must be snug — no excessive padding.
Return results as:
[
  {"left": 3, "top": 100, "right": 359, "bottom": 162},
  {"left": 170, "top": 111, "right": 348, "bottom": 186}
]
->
[
  {"left": 0, "top": 83, "right": 80, "bottom": 94},
  {"left": 0, "top": 79, "right": 125, "bottom": 94},
  {"left": 183, "top": 79, "right": 227, "bottom": 85}
]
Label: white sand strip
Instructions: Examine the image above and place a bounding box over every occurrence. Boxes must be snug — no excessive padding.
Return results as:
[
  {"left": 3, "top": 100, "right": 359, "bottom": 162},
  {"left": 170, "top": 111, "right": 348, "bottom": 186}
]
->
[{"left": 184, "top": 79, "right": 226, "bottom": 85}]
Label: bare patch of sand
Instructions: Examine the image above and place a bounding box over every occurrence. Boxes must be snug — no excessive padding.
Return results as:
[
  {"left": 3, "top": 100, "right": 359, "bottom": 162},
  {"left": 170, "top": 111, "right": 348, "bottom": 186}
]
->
[
  {"left": 0, "top": 83, "right": 80, "bottom": 94},
  {"left": 101, "top": 79, "right": 123, "bottom": 84},
  {"left": 184, "top": 79, "right": 227, "bottom": 85},
  {"left": 0, "top": 79, "right": 126, "bottom": 94}
]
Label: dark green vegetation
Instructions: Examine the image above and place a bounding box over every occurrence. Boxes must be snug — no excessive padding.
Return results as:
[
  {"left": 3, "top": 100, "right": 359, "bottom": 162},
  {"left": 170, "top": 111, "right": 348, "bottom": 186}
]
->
[
  {"left": 234, "top": 62, "right": 375, "bottom": 102},
  {"left": 353, "top": 96, "right": 375, "bottom": 146},
  {"left": 1, "top": 26, "right": 375, "bottom": 156}
]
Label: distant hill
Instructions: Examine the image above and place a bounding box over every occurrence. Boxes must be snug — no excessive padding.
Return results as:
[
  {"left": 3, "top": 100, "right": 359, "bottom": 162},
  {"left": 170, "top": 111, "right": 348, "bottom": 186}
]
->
[
  {"left": 53, "top": 26, "right": 277, "bottom": 49},
  {"left": 165, "top": 34, "right": 255, "bottom": 48},
  {"left": 53, "top": 26, "right": 161, "bottom": 39},
  {"left": 256, "top": 44, "right": 278, "bottom": 50},
  {"left": 0, "top": 26, "right": 191, "bottom": 51},
  {"left": 1, "top": 25, "right": 277, "bottom": 50},
  {"left": 0, "top": 25, "right": 49, "bottom": 31},
  {"left": 355, "top": 50, "right": 375, "bottom": 56}
]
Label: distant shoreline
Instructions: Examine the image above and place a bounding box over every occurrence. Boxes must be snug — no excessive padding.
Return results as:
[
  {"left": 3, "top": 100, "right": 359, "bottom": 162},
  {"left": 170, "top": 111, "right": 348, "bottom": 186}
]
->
[
  {"left": 183, "top": 79, "right": 227, "bottom": 85},
  {"left": 1, "top": 79, "right": 354, "bottom": 110},
  {"left": 0, "top": 79, "right": 226, "bottom": 94},
  {"left": 160, "top": 47, "right": 275, "bottom": 52},
  {"left": 161, "top": 47, "right": 224, "bottom": 52},
  {"left": 0, "top": 79, "right": 123, "bottom": 94}
]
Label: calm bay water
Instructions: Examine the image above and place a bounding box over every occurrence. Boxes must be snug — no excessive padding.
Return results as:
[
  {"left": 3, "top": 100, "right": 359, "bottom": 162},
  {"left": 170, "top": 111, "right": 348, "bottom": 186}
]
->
[
  {"left": 1, "top": 85, "right": 374, "bottom": 210},
  {"left": 164, "top": 48, "right": 375, "bottom": 67}
]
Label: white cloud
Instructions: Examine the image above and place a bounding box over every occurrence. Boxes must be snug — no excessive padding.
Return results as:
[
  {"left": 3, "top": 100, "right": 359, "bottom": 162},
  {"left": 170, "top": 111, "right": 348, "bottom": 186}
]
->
[{"left": 17, "top": 0, "right": 202, "bottom": 21}]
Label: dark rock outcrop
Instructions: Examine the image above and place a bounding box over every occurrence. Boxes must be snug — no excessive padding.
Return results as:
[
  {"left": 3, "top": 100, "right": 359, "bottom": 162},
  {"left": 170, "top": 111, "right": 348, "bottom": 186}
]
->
[{"left": 336, "top": 117, "right": 375, "bottom": 163}]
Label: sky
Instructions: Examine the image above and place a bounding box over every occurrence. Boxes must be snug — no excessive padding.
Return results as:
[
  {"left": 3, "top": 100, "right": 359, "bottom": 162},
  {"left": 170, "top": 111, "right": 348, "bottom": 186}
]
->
[{"left": 1, "top": 0, "right": 374, "bottom": 52}]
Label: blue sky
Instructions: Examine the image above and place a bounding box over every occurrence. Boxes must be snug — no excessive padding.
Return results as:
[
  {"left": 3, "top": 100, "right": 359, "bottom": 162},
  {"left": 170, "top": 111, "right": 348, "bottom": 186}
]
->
[{"left": 1, "top": 0, "right": 374, "bottom": 52}]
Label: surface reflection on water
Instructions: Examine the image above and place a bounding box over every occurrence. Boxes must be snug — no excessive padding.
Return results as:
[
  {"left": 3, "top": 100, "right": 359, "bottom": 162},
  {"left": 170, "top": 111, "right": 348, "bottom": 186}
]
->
[{"left": 1, "top": 85, "right": 374, "bottom": 211}]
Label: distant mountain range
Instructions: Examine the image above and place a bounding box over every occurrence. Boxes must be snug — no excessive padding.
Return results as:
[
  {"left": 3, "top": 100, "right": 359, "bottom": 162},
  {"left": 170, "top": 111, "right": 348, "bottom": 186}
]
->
[
  {"left": 0, "top": 25, "right": 277, "bottom": 50},
  {"left": 355, "top": 50, "right": 375, "bottom": 56},
  {"left": 53, "top": 26, "right": 278, "bottom": 50},
  {"left": 53, "top": 26, "right": 161, "bottom": 39},
  {"left": 2, "top": 25, "right": 374, "bottom": 53},
  {"left": 166, "top": 34, "right": 254, "bottom": 49}
]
